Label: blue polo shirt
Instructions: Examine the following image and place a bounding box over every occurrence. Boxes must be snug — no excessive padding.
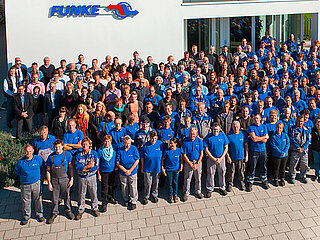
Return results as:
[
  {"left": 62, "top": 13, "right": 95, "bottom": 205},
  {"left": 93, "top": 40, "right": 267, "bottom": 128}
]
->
[
  {"left": 15, "top": 155, "right": 43, "bottom": 184},
  {"left": 125, "top": 123, "right": 140, "bottom": 140},
  {"left": 63, "top": 130, "right": 84, "bottom": 155},
  {"left": 160, "top": 112, "right": 180, "bottom": 129},
  {"left": 177, "top": 124, "right": 198, "bottom": 140},
  {"left": 144, "top": 94, "right": 163, "bottom": 107},
  {"left": 204, "top": 132, "right": 229, "bottom": 158},
  {"left": 181, "top": 137, "right": 204, "bottom": 161},
  {"left": 97, "top": 121, "right": 115, "bottom": 139},
  {"left": 32, "top": 134, "right": 56, "bottom": 154},
  {"left": 109, "top": 127, "right": 128, "bottom": 151},
  {"left": 98, "top": 147, "right": 116, "bottom": 173},
  {"left": 116, "top": 145, "right": 140, "bottom": 176},
  {"left": 46, "top": 150, "right": 73, "bottom": 172},
  {"left": 163, "top": 147, "right": 181, "bottom": 171},
  {"left": 292, "top": 100, "right": 308, "bottom": 112},
  {"left": 309, "top": 108, "right": 320, "bottom": 123},
  {"left": 157, "top": 127, "right": 176, "bottom": 142},
  {"left": 227, "top": 131, "right": 248, "bottom": 160},
  {"left": 141, "top": 140, "right": 163, "bottom": 173},
  {"left": 248, "top": 124, "right": 268, "bottom": 152},
  {"left": 74, "top": 150, "right": 99, "bottom": 176}
]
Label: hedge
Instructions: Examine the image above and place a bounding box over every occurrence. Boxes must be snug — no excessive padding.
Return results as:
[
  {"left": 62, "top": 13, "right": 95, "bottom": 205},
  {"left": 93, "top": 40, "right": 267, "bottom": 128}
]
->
[{"left": 0, "top": 132, "right": 38, "bottom": 188}]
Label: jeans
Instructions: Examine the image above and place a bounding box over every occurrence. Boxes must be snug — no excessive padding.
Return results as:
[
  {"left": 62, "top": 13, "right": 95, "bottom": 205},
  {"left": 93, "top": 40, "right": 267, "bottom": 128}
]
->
[
  {"left": 167, "top": 171, "right": 179, "bottom": 197},
  {"left": 313, "top": 150, "right": 320, "bottom": 177},
  {"left": 247, "top": 150, "right": 267, "bottom": 184}
]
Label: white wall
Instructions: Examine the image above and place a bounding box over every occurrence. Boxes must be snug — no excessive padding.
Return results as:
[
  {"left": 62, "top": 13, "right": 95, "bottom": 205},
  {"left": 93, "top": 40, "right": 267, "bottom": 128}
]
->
[
  {"left": 5, "top": 0, "right": 320, "bottom": 67},
  {"left": 5, "top": 0, "right": 184, "bottom": 67}
]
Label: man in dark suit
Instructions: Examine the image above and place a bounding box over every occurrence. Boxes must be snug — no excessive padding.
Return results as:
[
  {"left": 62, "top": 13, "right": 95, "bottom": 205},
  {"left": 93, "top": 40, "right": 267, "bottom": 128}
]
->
[
  {"left": 133, "top": 60, "right": 149, "bottom": 80},
  {"left": 44, "top": 82, "right": 62, "bottom": 127},
  {"left": 14, "top": 58, "right": 27, "bottom": 84},
  {"left": 144, "top": 56, "right": 158, "bottom": 85},
  {"left": 14, "top": 85, "right": 34, "bottom": 139},
  {"left": 220, "top": 46, "right": 233, "bottom": 65}
]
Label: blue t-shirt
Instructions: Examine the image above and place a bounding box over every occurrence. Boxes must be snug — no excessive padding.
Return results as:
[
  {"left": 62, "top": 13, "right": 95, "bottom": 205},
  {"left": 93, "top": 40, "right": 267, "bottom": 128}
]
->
[
  {"left": 125, "top": 123, "right": 140, "bottom": 140},
  {"left": 97, "top": 121, "right": 115, "bottom": 139},
  {"left": 15, "top": 155, "right": 43, "bottom": 184},
  {"left": 181, "top": 137, "right": 204, "bottom": 161},
  {"left": 204, "top": 132, "right": 229, "bottom": 158},
  {"left": 157, "top": 127, "right": 176, "bottom": 142},
  {"left": 63, "top": 130, "right": 84, "bottom": 155},
  {"left": 46, "top": 150, "right": 73, "bottom": 172},
  {"left": 163, "top": 147, "right": 181, "bottom": 171},
  {"left": 109, "top": 127, "right": 127, "bottom": 151},
  {"left": 141, "top": 140, "right": 163, "bottom": 173},
  {"left": 227, "top": 131, "right": 248, "bottom": 160},
  {"left": 32, "top": 134, "right": 56, "bottom": 154},
  {"left": 116, "top": 145, "right": 140, "bottom": 176},
  {"left": 248, "top": 124, "right": 268, "bottom": 152},
  {"left": 98, "top": 146, "right": 116, "bottom": 173},
  {"left": 177, "top": 124, "right": 198, "bottom": 140}
]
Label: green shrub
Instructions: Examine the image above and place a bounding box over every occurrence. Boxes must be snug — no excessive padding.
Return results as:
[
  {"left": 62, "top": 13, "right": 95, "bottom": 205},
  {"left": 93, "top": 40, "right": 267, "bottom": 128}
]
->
[{"left": 0, "top": 132, "right": 39, "bottom": 188}]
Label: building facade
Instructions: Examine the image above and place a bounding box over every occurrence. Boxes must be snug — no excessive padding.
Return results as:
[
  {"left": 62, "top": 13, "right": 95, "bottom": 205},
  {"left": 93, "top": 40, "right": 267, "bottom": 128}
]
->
[{"left": 3, "top": 0, "right": 320, "bottom": 66}]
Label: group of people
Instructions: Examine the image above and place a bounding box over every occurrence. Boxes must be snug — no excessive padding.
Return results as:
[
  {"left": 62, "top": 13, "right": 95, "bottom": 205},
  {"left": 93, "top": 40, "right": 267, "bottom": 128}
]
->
[{"left": 11, "top": 32, "right": 320, "bottom": 225}]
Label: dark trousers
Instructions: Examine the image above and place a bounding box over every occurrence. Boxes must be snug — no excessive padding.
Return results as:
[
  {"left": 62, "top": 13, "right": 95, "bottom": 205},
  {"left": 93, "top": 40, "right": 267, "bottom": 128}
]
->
[
  {"left": 226, "top": 159, "right": 245, "bottom": 186},
  {"left": 52, "top": 177, "right": 71, "bottom": 215},
  {"left": 273, "top": 156, "right": 288, "bottom": 180},
  {"left": 100, "top": 171, "right": 116, "bottom": 205},
  {"left": 16, "top": 117, "right": 32, "bottom": 139},
  {"left": 247, "top": 150, "right": 267, "bottom": 184},
  {"left": 167, "top": 171, "right": 179, "bottom": 197}
]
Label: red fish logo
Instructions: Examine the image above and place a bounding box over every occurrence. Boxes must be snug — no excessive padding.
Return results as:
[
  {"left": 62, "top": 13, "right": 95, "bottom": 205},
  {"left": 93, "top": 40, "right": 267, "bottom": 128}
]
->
[{"left": 106, "top": 2, "right": 139, "bottom": 19}]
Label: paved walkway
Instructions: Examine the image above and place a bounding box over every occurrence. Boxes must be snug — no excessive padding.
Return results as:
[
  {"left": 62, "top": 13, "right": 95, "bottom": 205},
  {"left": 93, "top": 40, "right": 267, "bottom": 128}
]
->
[{"left": 1, "top": 171, "right": 320, "bottom": 240}]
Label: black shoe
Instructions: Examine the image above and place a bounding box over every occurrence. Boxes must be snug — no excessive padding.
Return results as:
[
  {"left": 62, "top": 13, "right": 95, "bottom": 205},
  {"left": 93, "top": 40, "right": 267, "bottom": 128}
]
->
[
  {"left": 173, "top": 196, "right": 179, "bottom": 203},
  {"left": 279, "top": 179, "right": 285, "bottom": 187},
  {"left": 274, "top": 179, "right": 279, "bottom": 187},
  {"left": 75, "top": 212, "right": 83, "bottom": 221},
  {"left": 66, "top": 211, "right": 75, "bottom": 220},
  {"left": 168, "top": 197, "right": 173, "bottom": 203},
  {"left": 130, "top": 203, "right": 136, "bottom": 210},
  {"left": 93, "top": 210, "right": 100, "bottom": 217},
  {"left": 142, "top": 198, "right": 148, "bottom": 205},
  {"left": 195, "top": 193, "right": 204, "bottom": 199},
  {"left": 20, "top": 219, "right": 29, "bottom": 225},
  {"left": 108, "top": 197, "right": 118, "bottom": 205},
  {"left": 152, "top": 196, "right": 159, "bottom": 203},
  {"left": 246, "top": 184, "right": 253, "bottom": 192},
  {"left": 37, "top": 216, "right": 45, "bottom": 223},
  {"left": 262, "top": 181, "right": 270, "bottom": 190},
  {"left": 220, "top": 189, "right": 228, "bottom": 196},
  {"left": 47, "top": 215, "right": 57, "bottom": 224},
  {"left": 124, "top": 201, "right": 130, "bottom": 207},
  {"left": 226, "top": 185, "right": 232, "bottom": 192},
  {"left": 101, "top": 204, "right": 107, "bottom": 213},
  {"left": 239, "top": 182, "right": 245, "bottom": 191},
  {"left": 182, "top": 195, "right": 188, "bottom": 202},
  {"left": 206, "top": 192, "right": 212, "bottom": 198}
]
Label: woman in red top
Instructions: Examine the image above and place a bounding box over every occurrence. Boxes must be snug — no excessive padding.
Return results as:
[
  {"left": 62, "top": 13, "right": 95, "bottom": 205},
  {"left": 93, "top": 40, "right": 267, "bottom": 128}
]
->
[{"left": 74, "top": 104, "right": 90, "bottom": 136}]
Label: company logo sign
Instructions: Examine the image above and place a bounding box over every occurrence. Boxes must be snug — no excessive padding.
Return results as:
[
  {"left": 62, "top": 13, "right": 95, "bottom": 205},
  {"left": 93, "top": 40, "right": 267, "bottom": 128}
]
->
[{"left": 50, "top": 2, "right": 139, "bottom": 19}]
